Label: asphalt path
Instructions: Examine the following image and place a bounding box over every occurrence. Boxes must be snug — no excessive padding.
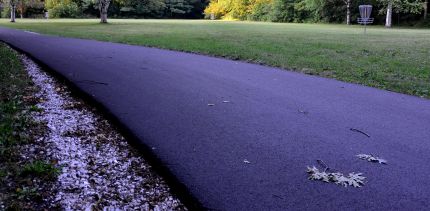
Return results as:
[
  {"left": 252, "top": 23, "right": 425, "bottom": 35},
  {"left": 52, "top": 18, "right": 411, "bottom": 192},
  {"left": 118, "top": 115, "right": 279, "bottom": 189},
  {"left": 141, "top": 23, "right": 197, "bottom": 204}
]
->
[{"left": 1, "top": 27, "right": 430, "bottom": 210}]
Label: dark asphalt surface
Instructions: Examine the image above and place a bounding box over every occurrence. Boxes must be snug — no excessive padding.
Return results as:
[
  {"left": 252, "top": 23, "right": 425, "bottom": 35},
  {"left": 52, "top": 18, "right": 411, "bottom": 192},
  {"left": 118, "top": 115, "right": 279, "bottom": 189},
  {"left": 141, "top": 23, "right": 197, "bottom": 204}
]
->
[{"left": 1, "top": 27, "right": 430, "bottom": 210}]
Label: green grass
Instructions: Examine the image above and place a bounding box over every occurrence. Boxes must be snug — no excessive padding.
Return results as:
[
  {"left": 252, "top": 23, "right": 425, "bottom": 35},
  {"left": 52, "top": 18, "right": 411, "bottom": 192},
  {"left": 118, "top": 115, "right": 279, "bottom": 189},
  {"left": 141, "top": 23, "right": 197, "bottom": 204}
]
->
[
  {"left": 21, "top": 161, "right": 60, "bottom": 179},
  {"left": 0, "top": 19, "right": 429, "bottom": 98},
  {"left": 0, "top": 42, "right": 58, "bottom": 209},
  {"left": 0, "top": 42, "right": 32, "bottom": 149}
]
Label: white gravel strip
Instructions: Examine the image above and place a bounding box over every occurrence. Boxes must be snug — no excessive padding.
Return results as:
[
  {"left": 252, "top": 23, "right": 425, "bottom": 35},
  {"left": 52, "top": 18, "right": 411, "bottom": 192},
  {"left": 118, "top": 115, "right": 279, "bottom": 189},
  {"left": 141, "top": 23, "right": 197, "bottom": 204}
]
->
[{"left": 22, "top": 55, "right": 185, "bottom": 210}]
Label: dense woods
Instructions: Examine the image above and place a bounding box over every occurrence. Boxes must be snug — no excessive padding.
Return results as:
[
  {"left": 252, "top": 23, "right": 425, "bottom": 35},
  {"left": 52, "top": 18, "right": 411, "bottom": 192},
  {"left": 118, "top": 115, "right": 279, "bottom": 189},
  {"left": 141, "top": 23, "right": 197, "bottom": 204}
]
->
[{"left": 0, "top": 0, "right": 428, "bottom": 26}]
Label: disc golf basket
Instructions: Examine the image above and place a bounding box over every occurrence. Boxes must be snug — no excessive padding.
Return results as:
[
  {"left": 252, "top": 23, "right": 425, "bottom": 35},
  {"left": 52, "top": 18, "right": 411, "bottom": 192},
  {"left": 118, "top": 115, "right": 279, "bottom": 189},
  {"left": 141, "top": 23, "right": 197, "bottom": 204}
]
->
[{"left": 358, "top": 5, "right": 374, "bottom": 34}]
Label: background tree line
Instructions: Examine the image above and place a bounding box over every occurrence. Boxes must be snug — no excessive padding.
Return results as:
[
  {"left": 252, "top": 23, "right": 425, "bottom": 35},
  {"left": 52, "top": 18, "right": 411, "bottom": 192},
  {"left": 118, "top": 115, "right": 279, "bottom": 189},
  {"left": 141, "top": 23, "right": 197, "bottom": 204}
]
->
[
  {"left": 205, "top": 0, "right": 429, "bottom": 26},
  {"left": 0, "top": 0, "right": 208, "bottom": 19}
]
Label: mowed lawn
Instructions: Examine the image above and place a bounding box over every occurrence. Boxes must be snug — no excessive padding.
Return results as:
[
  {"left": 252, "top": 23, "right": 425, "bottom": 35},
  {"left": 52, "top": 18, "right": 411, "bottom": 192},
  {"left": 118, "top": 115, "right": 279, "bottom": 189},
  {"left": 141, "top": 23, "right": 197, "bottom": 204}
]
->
[{"left": 0, "top": 19, "right": 429, "bottom": 98}]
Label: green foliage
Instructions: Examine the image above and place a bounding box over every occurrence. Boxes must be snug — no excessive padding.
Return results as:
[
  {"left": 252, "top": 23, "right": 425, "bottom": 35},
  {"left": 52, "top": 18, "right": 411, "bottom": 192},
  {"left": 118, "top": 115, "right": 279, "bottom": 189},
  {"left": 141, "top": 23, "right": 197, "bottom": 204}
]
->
[
  {"left": 270, "top": 0, "right": 299, "bottom": 22},
  {"left": 165, "top": 0, "right": 192, "bottom": 16},
  {"left": 0, "top": 40, "right": 58, "bottom": 211},
  {"left": 0, "top": 0, "right": 12, "bottom": 18},
  {"left": 118, "top": 0, "right": 166, "bottom": 17},
  {"left": 204, "top": 0, "right": 330, "bottom": 22},
  {"left": 1, "top": 5, "right": 10, "bottom": 18},
  {"left": 163, "top": 0, "right": 207, "bottom": 18},
  {"left": 0, "top": 43, "right": 31, "bottom": 152},
  {"left": 205, "top": 0, "right": 427, "bottom": 24},
  {"left": 0, "top": 0, "right": 44, "bottom": 18},
  {"left": 0, "top": 101, "right": 32, "bottom": 151},
  {"left": 47, "top": 1, "right": 81, "bottom": 18},
  {"left": 21, "top": 161, "right": 60, "bottom": 179},
  {"left": 377, "top": 0, "right": 423, "bottom": 14},
  {"left": 53, "top": 0, "right": 209, "bottom": 18},
  {"left": 44, "top": 0, "right": 59, "bottom": 10},
  {"left": 203, "top": 0, "right": 230, "bottom": 19},
  {"left": 247, "top": 0, "right": 272, "bottom": 21}
]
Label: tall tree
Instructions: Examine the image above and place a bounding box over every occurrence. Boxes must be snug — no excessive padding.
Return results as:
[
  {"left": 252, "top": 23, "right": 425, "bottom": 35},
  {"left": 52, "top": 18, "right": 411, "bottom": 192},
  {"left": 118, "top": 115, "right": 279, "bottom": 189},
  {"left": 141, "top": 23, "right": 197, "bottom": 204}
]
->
[
  {"left": 99, "top": 0, "right": 110, "bottom": 23},
  {"left": 385, "top": 0, "right": 393, "bottom": 27},
  {"left": 9, "top": 0, "right": 17, "bottom": 22},
  {"left": 378, "top": 0, "right": 423, "bottom": 27},
  {"left": 17, "top": 0, "right": 28, "bottom": 18},
  {"left": 424, "top": 0, "right": 428, "bottom": 19},
  {"left": 344, "top": 0, "right": 351, "bottom": 24}
]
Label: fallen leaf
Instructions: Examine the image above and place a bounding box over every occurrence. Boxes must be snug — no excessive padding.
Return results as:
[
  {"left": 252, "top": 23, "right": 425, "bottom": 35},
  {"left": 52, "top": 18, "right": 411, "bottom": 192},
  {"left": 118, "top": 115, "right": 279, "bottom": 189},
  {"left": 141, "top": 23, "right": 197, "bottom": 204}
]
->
[
  {"left": 357, "top": 154, "right": 387, "bottom": 164},
  {"left": 298, "top": 109, "right": 309, "bottom": 114},
  {"left": 307, "top": 166, "right": 365, "bottom": 188}
]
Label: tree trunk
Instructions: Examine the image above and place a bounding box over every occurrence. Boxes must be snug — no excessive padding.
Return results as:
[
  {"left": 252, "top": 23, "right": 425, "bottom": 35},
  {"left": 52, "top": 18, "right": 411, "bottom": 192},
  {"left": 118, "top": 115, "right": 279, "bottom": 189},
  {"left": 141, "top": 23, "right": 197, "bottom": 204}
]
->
[
  {"left": 385, "top": 1, "right": 393, "bottom": 27},
  {"left": 99, "top": 0, "right": 110, "bottom": 23},
  {"left": 346, "top": 0, "right": 351, "bottom": 25},
  {"left": 424, "top": 1, "right": 428, "bottom": 20},
  {"left": 18, "top": 3, "right": 23, "bottom": 19},
  {"left": 10, "top": 5, "right": 16, "bottom": 22},
  {"left": 100, "top": 12, "right": 108, "bottom": 23}
]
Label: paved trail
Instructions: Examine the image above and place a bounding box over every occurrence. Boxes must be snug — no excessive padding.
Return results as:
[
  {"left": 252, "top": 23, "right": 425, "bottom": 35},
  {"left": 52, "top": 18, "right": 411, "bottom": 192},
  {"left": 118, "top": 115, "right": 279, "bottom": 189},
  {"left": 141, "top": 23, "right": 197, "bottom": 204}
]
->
[{"left": 1, "top": 27, "right": 430, "bottom": 210}]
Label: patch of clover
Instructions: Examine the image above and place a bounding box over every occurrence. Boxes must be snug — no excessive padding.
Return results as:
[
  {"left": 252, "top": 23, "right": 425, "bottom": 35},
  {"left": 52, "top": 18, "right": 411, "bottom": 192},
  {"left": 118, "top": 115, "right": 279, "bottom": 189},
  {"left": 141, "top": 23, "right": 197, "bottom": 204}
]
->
[
  {"left": 306, "top": 166, "right": 365, "bottom": 188},
  {"left": 357, "top": 154, "right": 387, "bottom": 165}
]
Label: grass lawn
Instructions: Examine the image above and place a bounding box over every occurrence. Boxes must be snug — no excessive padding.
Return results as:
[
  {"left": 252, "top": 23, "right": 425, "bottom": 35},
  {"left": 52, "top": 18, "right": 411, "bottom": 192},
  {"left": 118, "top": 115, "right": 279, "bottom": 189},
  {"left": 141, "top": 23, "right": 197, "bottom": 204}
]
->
[{"left": 0, "top": 19, "right": 429, "bottom": 98}]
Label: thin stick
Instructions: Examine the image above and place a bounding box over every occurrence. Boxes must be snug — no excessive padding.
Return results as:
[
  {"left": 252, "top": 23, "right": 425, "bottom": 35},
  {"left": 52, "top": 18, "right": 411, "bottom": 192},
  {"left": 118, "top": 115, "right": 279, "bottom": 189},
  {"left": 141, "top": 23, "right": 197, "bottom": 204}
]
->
[
  {"left": 317, "top": 159, "right": 329, "bottom": 172},
  {"left": 350, "top": 128, "right": 370, "bottom": 138},
  {"left": 76, "top": 80, "right": 109, "bottom": 85}
]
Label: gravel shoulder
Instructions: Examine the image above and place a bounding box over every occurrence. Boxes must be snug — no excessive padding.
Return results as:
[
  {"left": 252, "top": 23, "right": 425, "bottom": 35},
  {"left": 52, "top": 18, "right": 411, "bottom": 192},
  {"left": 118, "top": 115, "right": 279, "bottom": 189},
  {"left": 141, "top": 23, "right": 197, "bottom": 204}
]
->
[{"left": 1, "top": 45, "right": 186, "bottom": 210}]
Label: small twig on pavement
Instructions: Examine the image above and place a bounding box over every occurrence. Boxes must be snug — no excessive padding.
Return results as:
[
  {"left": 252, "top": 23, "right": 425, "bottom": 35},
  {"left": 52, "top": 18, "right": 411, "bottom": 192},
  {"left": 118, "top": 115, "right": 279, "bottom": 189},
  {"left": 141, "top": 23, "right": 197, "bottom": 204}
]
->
[
  {"left": 317, "top": 159, "right": 340, "bottom": 172},
  {"left": 350, "top": 128, "right": 370, "bottom": 138},
  {"left": 76, "top": 80, "right": 109, "bottom": 85},
  {"left": 317, "top": 159, "right": 330, "bottom": 172},
  {"left": 298, "top": 109, "right": 309, "bottom": 115}
]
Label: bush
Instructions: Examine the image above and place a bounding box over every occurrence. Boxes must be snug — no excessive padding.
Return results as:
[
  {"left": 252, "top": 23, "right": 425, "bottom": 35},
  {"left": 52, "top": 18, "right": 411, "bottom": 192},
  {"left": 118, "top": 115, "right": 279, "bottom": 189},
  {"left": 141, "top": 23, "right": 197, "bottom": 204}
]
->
[
  {"left": 247, "top": 0, "right": 273, "bottom": 21},
  {"left": 414, "top": 18, "right": 430, "bottom": 27},
  {"left": 48, "top": 2, "right": 81, "bottom": 18},
  {"left": 269, "top": 0, "right": 295, "bottom": 22},
  {"left": 1, "top": 6, "right": 10, "bottom": 18}
]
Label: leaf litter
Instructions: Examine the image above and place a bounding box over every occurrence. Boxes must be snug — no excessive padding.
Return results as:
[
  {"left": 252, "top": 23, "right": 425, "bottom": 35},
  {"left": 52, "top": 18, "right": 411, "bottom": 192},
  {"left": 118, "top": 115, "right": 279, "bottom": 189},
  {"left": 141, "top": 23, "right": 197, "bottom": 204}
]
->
[
  {"left": 307, "top": 160, "right": 365, "bottom": 188},
  {"left": 306, "top": 166, "right": 365, "bottom": 188},
  {"left": 357, "top": 154, "right": 387, "bottom": 165}
]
